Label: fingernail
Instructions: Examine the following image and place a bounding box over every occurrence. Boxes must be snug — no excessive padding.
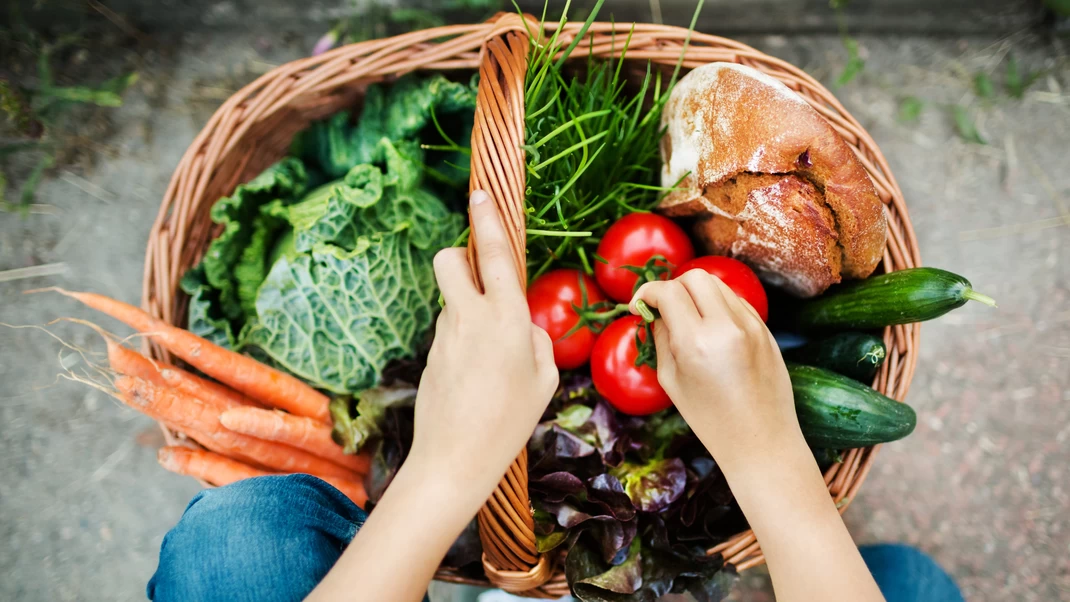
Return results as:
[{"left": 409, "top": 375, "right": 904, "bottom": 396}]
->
[{"left": 470, "top": 189, "right": 490, "bottom": 206}]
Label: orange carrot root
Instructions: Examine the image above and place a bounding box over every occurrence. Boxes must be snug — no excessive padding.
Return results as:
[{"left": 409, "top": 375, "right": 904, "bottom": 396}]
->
[
  {"left": 159, "top": 446, "right": 367, "bottom": 506},
  {"left": 219, "top": 407, "right": 369, "bottom": 474},
  {"left": 117, "top": 376, "right": 357, "bottom": 481},
  {"left": 51, "top": 289, "right": 329, "bottom": 422},
  {"left": 116, "top": 375, "right": 224, "bottom": 434},
  {"left": 106, "top": 337, "right": 262, "bottom": 410},
  {"left": 157, "top": 447, "right": 268, "bottom": 486}
]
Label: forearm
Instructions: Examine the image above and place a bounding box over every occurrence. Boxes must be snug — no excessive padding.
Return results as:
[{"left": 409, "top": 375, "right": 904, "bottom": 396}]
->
[
  {"left": 307, "top": 459, "right": 486, "bottom": 602},
  {"left": 712, "top": 431, "right": 884, "bottom": 602}
]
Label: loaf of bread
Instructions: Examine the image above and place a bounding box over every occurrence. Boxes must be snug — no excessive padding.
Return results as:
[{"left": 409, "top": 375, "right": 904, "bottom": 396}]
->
[{"left": 658, "top": 62, "right": 887, "bottom": 297}]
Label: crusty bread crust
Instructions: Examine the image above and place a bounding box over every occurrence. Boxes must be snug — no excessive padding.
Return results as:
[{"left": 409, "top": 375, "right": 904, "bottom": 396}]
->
[
  {"left": 682, "top": 173, "right": 842, "bottom": 297},
  {"left": 659, "top": 62, "right": 887, "bottom": 296}
]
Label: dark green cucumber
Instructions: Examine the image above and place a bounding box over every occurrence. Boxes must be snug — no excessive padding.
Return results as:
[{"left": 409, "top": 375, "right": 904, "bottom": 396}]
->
[
  {"left": 795, "top": 267, "right": 996, "bottom": 331},
  {"left": 788, "top": 363, "right": 916, "bottom": 448},
  {"left": 786, "top": 332, "right": 887, "bottom": 382},
  {"left": 811, "top": 447, "right": 845, "bottom": 470}
]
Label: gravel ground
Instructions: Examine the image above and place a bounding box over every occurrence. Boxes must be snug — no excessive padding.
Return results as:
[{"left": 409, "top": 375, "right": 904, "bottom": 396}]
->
[{"left": 1, "top": 29, "right": 1067, "bottom": 602}]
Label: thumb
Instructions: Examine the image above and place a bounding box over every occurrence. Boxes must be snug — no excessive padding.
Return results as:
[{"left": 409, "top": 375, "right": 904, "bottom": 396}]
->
[
  {"left": 530, "top": 324, "right": 556, "bottom": 371},
  {"left": 530, "top": 324, "right": 560, "bottom": 391}
]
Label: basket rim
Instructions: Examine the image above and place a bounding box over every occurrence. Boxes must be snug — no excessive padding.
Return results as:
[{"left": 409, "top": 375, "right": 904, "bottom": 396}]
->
[{"left": 141, "top": 16, "right": 921, "bottom": 596}]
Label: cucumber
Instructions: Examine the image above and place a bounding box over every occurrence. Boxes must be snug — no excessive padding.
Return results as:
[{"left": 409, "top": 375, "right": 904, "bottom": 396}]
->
[
  {"left": 795, "top": 267, "right": 996, "bottom": 331},
  {"left": 789, "top": 363, "right": 916, "bottom": 448},
  {"left": 811, "top": 447, "right": 845, "bottom": 470},
  {"left": 786, "top": 332, "right": 886, "bottom": 382}
]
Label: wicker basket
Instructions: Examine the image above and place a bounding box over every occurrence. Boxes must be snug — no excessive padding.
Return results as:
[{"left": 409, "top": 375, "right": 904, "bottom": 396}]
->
[{"left": 142, "top": 14, "right": 922, "bottom": 598}]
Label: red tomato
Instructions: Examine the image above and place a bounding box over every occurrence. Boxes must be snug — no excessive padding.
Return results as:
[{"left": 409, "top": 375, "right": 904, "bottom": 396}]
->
[
  {"left": 590, "top": 315, "right": 671, "bottom": 416},
  {"left": 594, "top": 213, "right": 695, "bottom": 302},
  {"left": 527, "top": 269, "right": 608, "bottom": 370},
  {"left": 672, "top": 256, "right": 769, "bottom": 322}
]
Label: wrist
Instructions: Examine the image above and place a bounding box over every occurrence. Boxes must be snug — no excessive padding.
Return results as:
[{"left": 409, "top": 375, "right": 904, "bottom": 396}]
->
[
  {"left": 712, "top": 426, "right": 813, "bottom": 489},
  {"left": 392, "top": 450, "right": 491, "bottom": 518},
  {"left": 719, "top": 432, "right": 836, "bottom": 524}
]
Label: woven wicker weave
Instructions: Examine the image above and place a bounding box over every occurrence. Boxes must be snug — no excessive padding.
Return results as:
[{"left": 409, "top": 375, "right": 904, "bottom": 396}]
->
[{"left": 142, "top": 14, "right": 921, "bottom": 598}]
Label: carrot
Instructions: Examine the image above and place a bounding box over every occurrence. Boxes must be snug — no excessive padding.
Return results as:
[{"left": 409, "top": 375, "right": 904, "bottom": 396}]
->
[
  {"left": 51, "top": 289, "right": 329, "bottom": 422},
  {"left": 158, "top": 446, "right": 269, "bottom": 485},
  {"left": 219, "top": 407, "right": 370, "bottom": 474},
  {"left": 158, "top": 447, "right": 367, "bottom": 506},
  {"left": 115, "top": 376, "right": 356, "bottom": 481},
  {"left": 116, "top": 375, "right": 224, "bottom": 435},
  {"left": 106, "top": 337, "right": 261, "bottom": 411},
  {"left": 316, "top": 475, "right": 369, "bottom": 508}
]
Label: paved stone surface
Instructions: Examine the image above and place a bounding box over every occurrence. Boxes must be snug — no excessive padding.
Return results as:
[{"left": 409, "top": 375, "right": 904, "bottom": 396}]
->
[{"left": 1, "top": 28, "right": 1067, "bottom": 602}]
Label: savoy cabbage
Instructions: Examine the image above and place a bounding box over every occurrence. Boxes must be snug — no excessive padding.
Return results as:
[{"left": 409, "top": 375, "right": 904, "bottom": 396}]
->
[{"left": 183, "top": 74, "right": 472, "bottom": 392}]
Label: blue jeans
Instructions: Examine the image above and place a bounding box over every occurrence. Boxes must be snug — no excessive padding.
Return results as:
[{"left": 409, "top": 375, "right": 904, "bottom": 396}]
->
[
  {"left": 148, "top": 475, "right": 367, "bottom": 602},
  {"left": 148, "top": 475, "right": 963, "bottom": 602}
]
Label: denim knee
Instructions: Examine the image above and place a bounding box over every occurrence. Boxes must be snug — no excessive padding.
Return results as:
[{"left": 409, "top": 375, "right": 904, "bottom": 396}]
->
[
  {"left": 148, "top": 474, "right": 367, "bottom": 602},
  {"left": 860, "top": 543, "right": 964, "bottom": 602}
]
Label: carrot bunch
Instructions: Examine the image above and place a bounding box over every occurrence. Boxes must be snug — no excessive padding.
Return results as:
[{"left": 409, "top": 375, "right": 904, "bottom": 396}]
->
[{"left": 52, "top": 289, "right": 368, "bottom": 507}]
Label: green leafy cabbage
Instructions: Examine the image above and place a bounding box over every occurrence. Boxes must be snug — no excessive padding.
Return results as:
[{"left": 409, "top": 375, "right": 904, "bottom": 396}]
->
[
  {"left": 292, "top": 74, "right": 476, "bottom": 185},
  {"left": 183, "top": 74, "right": 470, "bottom": 391},
  {"left": 201, "top": 158, "right": 309, "bottom": 323},
  {"left": 246, "top": 232, "right": 437, "bottom": 393}
]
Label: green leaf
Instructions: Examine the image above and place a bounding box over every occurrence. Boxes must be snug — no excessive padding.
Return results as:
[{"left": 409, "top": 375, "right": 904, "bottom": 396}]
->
[
  {"left": 34, "top": 72, "right": 139, "bottom": 109},
  {"left": 574, "top": 538, "right": 644, "bottom": 597},
  {"left": 330, "top": 385, "right": 417, "bottom": 454},
  {"left": 365, "top": 140, "right": 465, "bottom": 249},
  {"left": 556, "top": 404, "right": 596, "bottom": 430},
  {"left": 233, "top": 212, "right": 287, "bottom": 316},
  {"left": 898, "top": 96, "right": 924, "bottom": 123},
  {"left": 1006, "top": 54, "right": 1023, "bottom": 98},
  {"left": 286, "top": 150, "right": 462, "bottom": 255},
  {"left": 294, "top": 75, "right": 477, "bottom": 180},
  {"left": 245, "top": 232, "right": 439, "bottom": 393},
  {"left": 203, "top": 158, "right": 309, "bottom": 322},
  {"left": 951, "top": 105, "right": 986, "bottom": 144},
  {"left": 836, "top": 37, "right": 865, "bottom": 87},
  {"left": 292, "top": 111, "right": 364, "bottom": 180},
  {"left": 19, "top": 152, "right": 54, "bottom": 206},
  {"left": 537, "top": 530, "right": 569, "bottom": 553},
  {"left": 564, "top": 537, "right": 735, "bottom": 602},
  {"left": 566, "top": 540, "right": 609, "bottom": 595},
  {"left": 973, "top": 73, "right": 994, "bottom": 99},
  {"left": 180, "top": 267, "right": 236, "bottom": 348},
  {"left": 639, "top": 411, "right": 692, "bottom": 455},
  {"left": 287, "top": 165, "right": 385, "bottom": 253},
  {"left": 611, "top": 457, "right": 687, "bottom": 513},
  {"left": 1005, "top": 54, "right": 1041, "bottom": 99}
]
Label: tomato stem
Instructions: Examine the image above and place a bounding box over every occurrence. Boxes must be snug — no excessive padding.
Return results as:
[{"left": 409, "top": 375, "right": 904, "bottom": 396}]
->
[{"left": 633, "top": 299, "right": 657, "bottom": 323}]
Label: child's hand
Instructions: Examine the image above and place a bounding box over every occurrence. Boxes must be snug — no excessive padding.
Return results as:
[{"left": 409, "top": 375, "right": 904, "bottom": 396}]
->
[
  {"left": 631, "top": 270, "right": 804, "bottom": 471},
  {"left": 407, "top": 190, "right": 558, "bottom": 502}
]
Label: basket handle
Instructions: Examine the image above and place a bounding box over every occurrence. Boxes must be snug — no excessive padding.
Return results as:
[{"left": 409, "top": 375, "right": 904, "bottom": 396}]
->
[{"left": 466, "top": 13, "right": 555, "bottom": 595}]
